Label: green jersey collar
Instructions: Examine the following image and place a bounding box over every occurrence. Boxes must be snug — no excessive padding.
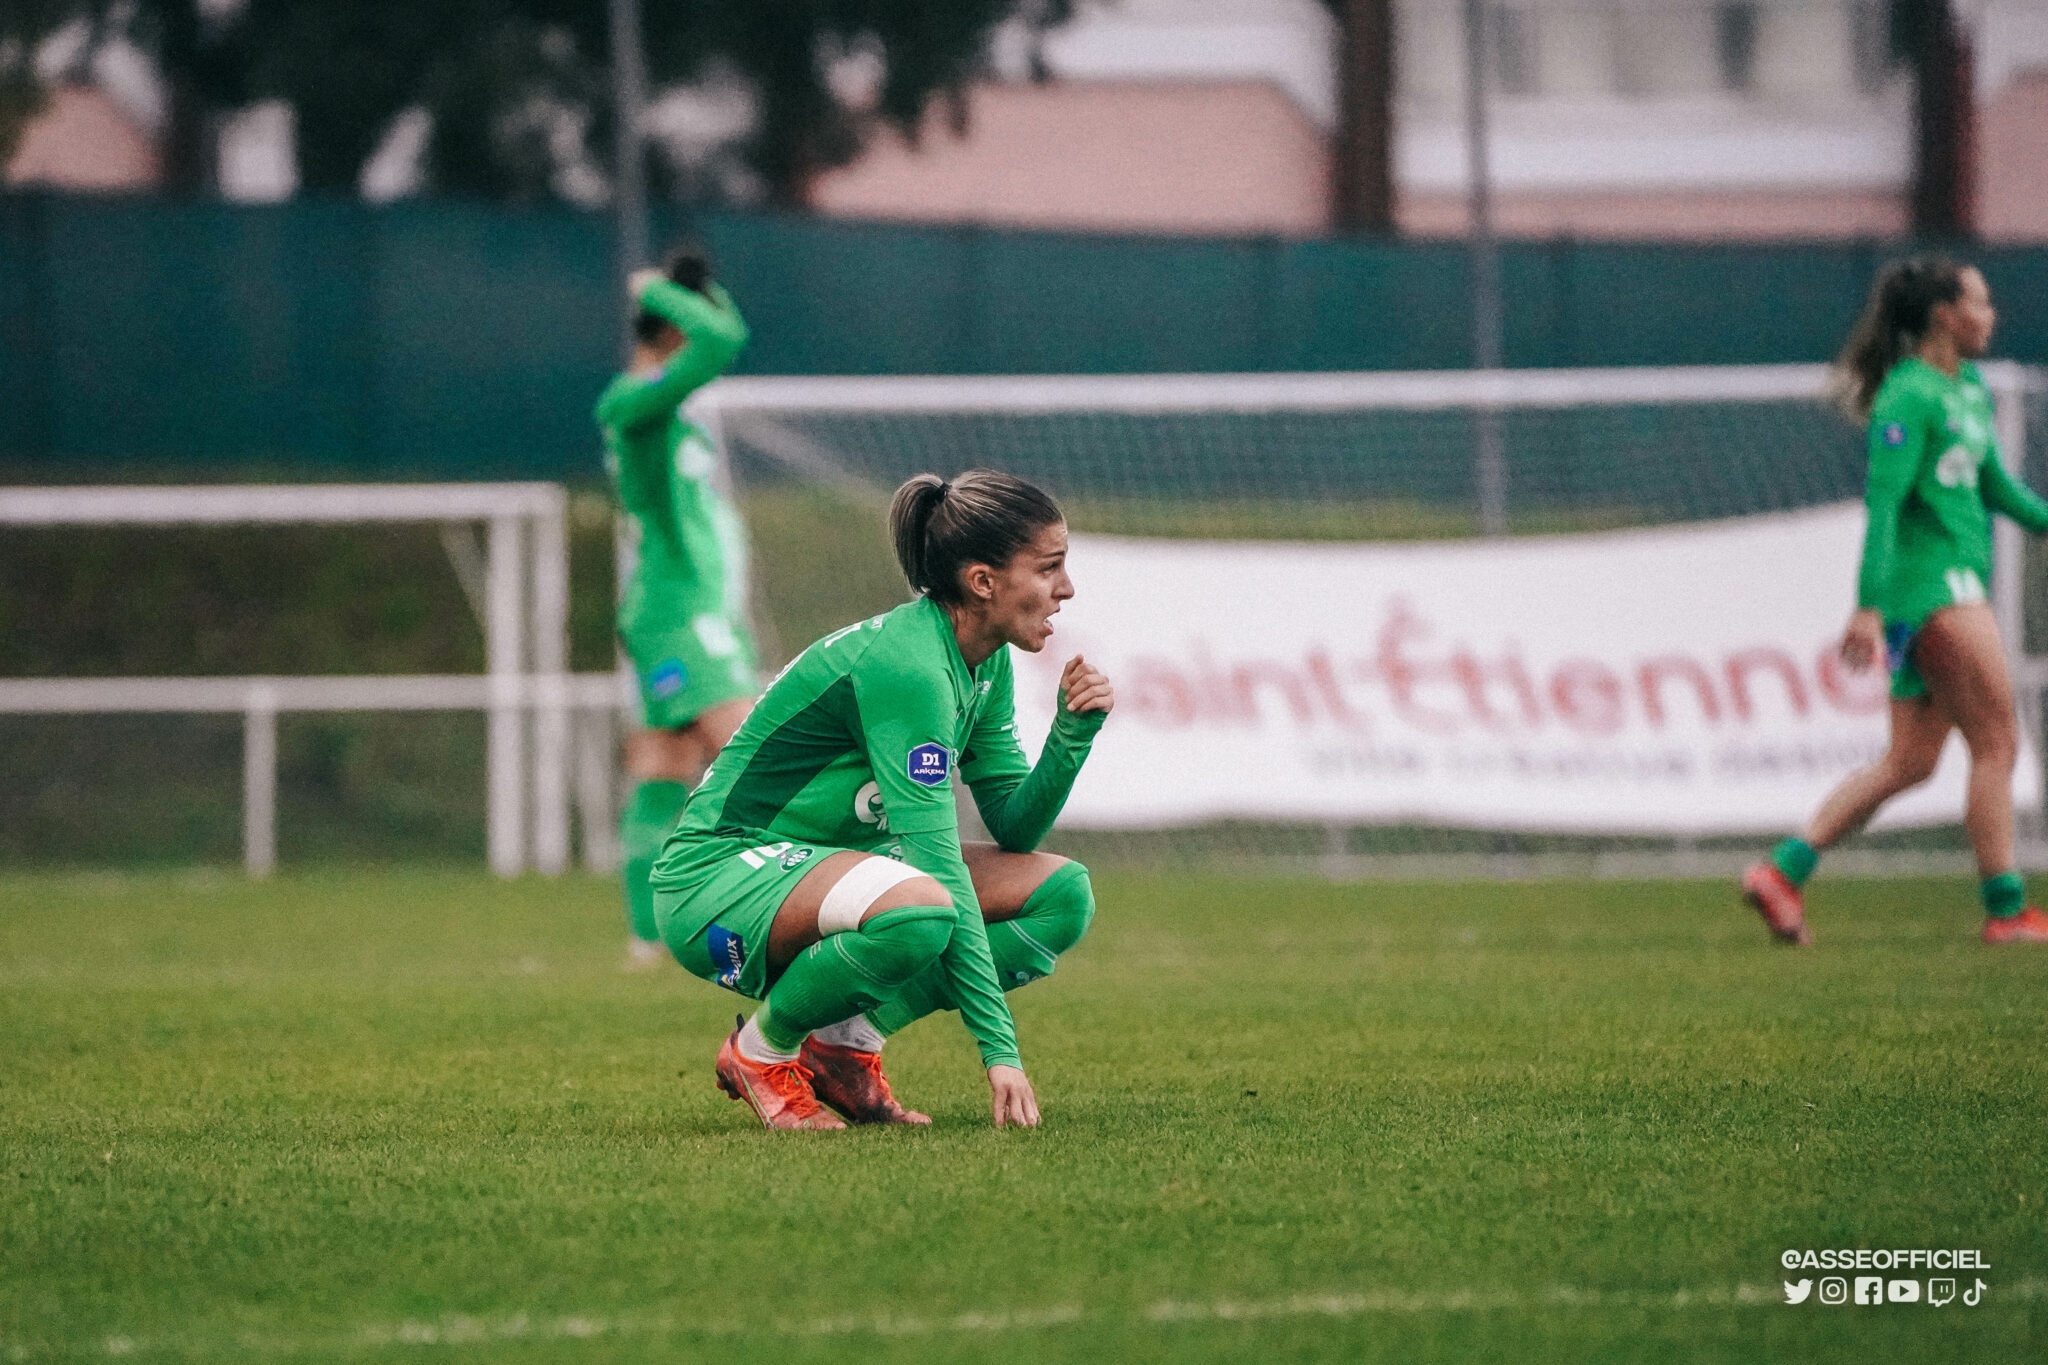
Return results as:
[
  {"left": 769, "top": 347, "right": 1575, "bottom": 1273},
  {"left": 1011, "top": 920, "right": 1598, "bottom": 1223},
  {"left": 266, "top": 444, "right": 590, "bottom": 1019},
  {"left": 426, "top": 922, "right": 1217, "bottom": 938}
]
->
[{"left": 910, "top": 594, "right": 1000, "bottom": 691}]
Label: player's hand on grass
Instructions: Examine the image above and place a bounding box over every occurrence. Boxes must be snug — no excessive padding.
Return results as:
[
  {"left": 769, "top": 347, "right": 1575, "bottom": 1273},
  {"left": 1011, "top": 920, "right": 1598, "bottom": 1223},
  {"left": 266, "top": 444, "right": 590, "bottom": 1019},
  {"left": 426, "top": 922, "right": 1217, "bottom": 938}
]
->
[
  {"left": 627, "top": 268, "right": 664, "bottom": 299},
  {"left": 1059, "top": 654, "right": 1114, "bottom": 718},
  {"left": 1840, "top": 608, "right": 1885, "bottom": 671},
  {"left": 987, "top": 1065, "right": 1040, "bottom": 1128}
]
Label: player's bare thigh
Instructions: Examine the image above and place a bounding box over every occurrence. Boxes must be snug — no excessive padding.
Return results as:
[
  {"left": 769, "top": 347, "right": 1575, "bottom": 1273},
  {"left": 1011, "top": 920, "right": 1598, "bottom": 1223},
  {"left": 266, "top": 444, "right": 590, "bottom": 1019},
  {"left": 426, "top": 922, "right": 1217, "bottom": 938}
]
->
[
  {"left": 764, "top": 852, "right": 948, "bottom": 973},
  {"left": 1914, "top": 604, "right": 2016, "bottom": 744},
  {"left": 1881, "top": 693, "right": 1950, "bottom": 780},
  {"left": 961, "top": 842, "right": 1070, "bottom": 923}
]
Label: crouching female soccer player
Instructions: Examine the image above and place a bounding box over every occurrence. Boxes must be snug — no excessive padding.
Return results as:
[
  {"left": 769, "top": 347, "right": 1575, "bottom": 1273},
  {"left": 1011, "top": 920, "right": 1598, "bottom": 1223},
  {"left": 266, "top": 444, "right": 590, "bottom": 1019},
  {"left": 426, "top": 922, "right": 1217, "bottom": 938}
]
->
[{"left": 649, "top": 470, "right": 1113, "bottom": 1129}]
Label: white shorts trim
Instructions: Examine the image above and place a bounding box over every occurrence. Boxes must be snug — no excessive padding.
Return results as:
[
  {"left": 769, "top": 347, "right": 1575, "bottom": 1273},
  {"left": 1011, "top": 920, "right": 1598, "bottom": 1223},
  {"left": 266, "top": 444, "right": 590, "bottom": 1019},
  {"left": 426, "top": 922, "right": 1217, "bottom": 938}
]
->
[{"left": 817, "top": 855, "right": 923, "bottom": 936}]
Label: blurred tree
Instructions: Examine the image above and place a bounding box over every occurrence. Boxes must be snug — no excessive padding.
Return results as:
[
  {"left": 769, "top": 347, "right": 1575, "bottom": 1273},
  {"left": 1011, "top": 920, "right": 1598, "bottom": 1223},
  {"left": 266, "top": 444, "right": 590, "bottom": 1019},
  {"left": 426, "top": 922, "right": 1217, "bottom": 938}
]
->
[
  {"left": 2, "top": 0, "right": 1078, "bottom": 205},
  {"left": 0, "top": 66, "right": 46, "bottom": 170},
  {"left": 1329, "top": 0, "right": 1395, "bottom": 236},
  {"left": 1, "top": 6, "right": 62, "bottom": 167},
  {"left": 1891, "top": 0, "right": 1976, "bottom": 239}
]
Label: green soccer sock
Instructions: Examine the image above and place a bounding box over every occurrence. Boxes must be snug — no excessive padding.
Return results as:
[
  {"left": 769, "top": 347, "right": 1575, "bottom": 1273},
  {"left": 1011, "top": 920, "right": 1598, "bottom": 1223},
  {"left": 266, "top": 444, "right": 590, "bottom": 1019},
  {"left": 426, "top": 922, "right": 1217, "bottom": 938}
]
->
[
  {"left": 619, "top": 780, "right": 689, "bottom": 943},
  {"left": 1771, "top": 837, "right": 1820, "bottom": 889},
  {"left": 753, "top": 904, "right": 954, "bottom": 1055},
  {"left": 1981, "top": 870, "right": 2026, "bottom": 920},
  {"left": 867, "top": 862, "right": 1096, "bottom": 1038}
]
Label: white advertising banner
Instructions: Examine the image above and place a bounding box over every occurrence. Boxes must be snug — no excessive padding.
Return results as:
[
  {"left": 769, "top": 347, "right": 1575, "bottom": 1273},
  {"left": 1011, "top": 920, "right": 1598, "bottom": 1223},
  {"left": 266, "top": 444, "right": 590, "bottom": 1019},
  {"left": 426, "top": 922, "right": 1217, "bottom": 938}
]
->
[{"left": 1007, "top": 506, "right": 2037, "bottom": 833}]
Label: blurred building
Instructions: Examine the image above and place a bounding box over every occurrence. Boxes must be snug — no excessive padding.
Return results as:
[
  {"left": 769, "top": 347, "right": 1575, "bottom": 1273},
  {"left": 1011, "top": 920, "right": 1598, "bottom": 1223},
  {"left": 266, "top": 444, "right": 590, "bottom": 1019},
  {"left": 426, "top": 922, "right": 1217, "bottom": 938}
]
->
[
  {"left": 4, "top": 83, "right": 159, "bottom": 192},
  {"left": 812, "top": 0, "right": 2048, "bottom": 243}
]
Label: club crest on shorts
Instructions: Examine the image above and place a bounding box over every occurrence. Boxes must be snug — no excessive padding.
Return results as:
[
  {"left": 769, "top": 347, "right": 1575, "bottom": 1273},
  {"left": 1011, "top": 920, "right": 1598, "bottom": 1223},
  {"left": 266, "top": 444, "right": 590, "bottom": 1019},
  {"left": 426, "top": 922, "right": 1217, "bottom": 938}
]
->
[
  {"left": 705, "top": 924, "right": 746, "bottom": 991},
  {"left": 907, "top": 742, "right": 951, "bottom": 786},
  {"left": 649, "top": 658, "right": 687, "bottom": 699},
  {"left": 778, "top": 845, "right": 814, "bottom": 871}
]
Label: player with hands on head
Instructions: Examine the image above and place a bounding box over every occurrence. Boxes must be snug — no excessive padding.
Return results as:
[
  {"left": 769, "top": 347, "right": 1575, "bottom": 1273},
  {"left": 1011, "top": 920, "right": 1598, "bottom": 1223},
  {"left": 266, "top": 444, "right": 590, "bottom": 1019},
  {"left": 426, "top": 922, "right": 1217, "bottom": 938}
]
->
[
  {"left": 650, "top": 469, "right": 1113, "bottom": 1129},
  {"left": 1743, "top": 255, "right": 2048, "bottom": 945},
  {"left": 595, "top": 246, "right": 760, "bottom": 968}
]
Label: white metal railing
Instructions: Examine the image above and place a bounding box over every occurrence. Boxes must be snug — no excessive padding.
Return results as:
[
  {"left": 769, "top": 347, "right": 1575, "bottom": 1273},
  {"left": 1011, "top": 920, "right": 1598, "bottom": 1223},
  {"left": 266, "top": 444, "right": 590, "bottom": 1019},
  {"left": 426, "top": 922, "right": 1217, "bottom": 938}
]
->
[
  {"left": 0, "top": 672, "right": 631, "bottom": 877},
  {"left": 0, "top": 483, "right": 599, "bottom": 877}
]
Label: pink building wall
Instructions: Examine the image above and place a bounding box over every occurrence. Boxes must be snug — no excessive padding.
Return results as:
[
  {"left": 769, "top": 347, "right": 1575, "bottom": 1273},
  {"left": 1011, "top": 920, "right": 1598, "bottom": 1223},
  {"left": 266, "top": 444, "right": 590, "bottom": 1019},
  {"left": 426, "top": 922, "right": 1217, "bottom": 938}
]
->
[
  {"left": 810, "top": 80, "right": 1330, "bottom": 238},
  {"left": 815, "top": 75, "right": 2048, "bottom": 244},
  {"left": 1981, "top": 71, "right": 2048, "bottom": 244},
  {"left": 5, "top": 85, "right": 159, "bottom": 192}
]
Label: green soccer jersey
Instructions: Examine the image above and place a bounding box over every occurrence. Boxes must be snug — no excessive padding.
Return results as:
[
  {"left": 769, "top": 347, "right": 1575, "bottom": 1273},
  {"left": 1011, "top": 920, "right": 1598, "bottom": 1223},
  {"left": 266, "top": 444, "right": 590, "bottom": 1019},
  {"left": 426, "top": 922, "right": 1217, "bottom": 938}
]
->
[
  {"left": 1858, "top": 358, "right": 2048, "bottom": 627},
  {"left": 595, "top": 280, "right": 752, "bottom": 647},
  {"left": 657, "top": 596, "right": 1105, "bottom": 1070}
]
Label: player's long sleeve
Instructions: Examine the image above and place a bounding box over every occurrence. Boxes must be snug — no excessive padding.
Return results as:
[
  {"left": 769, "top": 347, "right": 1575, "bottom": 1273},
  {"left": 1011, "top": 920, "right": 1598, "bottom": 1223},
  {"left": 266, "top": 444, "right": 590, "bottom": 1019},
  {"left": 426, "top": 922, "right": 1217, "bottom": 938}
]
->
[
  {"left": 851, "top": 646, "right": 1021, "bottom": 1072},
  {"left": 1980, "top": 453, "right": 2048, "bottom": 535},
  {"left": 893, "top": 826, "right": 1021, "bottom": 1071},
  {"left": 968, "top": 706, "right": 1105, "bottom": 853},
  {"left": 592, "top": 281, "right": 749, "bottom": 431},
  {"left": 1857, "top": 412, "right": 1923, "bottom": 611}
]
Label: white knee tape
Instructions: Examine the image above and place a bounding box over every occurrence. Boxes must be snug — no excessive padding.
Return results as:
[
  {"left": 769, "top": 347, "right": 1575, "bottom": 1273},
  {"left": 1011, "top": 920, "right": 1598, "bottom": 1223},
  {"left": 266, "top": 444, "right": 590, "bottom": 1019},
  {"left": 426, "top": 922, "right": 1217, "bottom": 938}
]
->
[{"left": 817, "top": 856, "right": 923, "bottom": 936}]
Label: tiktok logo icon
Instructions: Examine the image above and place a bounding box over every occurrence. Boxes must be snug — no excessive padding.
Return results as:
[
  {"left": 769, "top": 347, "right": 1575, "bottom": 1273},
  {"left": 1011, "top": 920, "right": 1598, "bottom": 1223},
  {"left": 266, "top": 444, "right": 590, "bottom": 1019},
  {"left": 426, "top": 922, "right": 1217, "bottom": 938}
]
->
[{"left": 1965, "top": 1279, "right": 1987, "bottom": 1306}]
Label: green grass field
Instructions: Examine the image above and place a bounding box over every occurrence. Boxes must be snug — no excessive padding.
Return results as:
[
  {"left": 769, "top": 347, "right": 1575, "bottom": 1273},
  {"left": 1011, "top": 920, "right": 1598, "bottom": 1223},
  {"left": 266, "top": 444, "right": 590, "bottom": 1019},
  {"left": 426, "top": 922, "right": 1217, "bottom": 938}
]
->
[{"left": 3, "top": 868, "right": 2044, "bottom": 1363}]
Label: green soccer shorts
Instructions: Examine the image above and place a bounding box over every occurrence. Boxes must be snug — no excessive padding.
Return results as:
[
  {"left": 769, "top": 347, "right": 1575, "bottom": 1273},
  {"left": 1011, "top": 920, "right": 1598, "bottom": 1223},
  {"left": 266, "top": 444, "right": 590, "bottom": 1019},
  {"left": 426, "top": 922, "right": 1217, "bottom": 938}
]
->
[
  {"left": 655, "top": 834, "right": 905, "bottom": 999},
  {"left": 1885, "top": 565, "right": 1990, "bottom": 701},
  {"left": 620, "top": 608, "right": 759, "bottom": 730}
]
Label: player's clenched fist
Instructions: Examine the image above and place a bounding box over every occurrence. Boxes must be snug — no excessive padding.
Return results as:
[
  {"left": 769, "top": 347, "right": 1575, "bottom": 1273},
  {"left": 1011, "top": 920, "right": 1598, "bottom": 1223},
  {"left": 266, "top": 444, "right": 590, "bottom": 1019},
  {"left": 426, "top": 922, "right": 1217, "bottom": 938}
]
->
[{"left": 1059, "top": 654, "right": 1114, "bottom": 719}]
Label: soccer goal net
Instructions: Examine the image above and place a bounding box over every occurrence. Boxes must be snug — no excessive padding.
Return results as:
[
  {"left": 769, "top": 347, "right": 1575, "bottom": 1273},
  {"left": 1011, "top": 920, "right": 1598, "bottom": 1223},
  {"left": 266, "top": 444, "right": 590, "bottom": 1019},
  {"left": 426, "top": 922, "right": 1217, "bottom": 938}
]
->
[{"left": 699, "top": 364, "right": 2048, "bottom": 879}]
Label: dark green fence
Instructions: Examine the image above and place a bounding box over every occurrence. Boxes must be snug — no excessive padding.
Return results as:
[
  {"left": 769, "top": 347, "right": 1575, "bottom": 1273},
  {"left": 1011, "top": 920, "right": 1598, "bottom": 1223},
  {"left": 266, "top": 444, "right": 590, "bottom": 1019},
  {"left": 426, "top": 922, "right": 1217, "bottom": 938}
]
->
[{"left": 3, "top": 192, "right": 2044, "bottom": 478}]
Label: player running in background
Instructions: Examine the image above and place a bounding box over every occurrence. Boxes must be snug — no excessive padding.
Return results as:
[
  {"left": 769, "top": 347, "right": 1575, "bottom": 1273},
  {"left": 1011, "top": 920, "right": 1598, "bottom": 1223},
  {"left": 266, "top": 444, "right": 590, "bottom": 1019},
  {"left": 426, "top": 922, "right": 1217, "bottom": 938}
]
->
[
  {"left": 595, "top": 248, "right": 759, "bottom": 967},
  {"left": 651, "top": 470, "right": 1112, "bottom": 1129},
  {"left": 1743, "top": 256, "right": 2048, "bottom": 945}
]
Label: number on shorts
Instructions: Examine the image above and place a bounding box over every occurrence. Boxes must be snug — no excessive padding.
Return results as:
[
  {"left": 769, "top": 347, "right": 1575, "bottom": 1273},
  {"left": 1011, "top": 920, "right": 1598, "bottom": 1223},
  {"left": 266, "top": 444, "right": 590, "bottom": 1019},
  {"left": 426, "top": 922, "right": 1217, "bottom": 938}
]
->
[
  {"left": 737, "top": 842, "right": 793, "bottom": 870},
  {"left": 1946, "top": 568, "right": 1987, "bottom": 605}
]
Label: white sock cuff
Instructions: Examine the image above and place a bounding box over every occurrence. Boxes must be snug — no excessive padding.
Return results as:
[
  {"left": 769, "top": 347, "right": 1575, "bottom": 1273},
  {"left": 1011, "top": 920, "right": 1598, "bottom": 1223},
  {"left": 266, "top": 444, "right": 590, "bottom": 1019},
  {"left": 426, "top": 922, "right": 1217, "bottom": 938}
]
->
[
  {"left": 735, "top": 1014, "right": 799, "bottom": 1065},
  {"left": 812, "top": 1014, "right": 887, "bottom": 1053}
]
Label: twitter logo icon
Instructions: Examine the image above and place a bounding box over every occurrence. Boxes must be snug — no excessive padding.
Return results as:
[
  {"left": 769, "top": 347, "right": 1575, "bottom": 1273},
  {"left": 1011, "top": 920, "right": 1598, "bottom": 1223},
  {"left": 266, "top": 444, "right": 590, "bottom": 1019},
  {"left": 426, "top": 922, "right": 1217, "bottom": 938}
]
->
[{"left": 1784, "top": 1280, "right": 1814, "bottom": 1304}]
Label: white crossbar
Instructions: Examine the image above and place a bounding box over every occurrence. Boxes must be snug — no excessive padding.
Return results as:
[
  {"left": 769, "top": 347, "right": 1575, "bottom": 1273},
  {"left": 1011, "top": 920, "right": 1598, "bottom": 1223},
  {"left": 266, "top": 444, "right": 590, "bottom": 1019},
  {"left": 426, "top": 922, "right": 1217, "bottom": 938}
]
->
[
  {"left": 0, "top": 482, "right": 564, "bottom": 526},
  {"left": 701, "top": 362, "right": 2037, "bottom": 417}
]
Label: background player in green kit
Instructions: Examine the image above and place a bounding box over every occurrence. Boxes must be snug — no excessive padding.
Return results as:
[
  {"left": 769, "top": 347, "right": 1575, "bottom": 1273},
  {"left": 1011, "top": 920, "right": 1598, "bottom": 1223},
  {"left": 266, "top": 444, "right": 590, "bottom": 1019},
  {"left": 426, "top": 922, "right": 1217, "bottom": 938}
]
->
[
  {"left": 651, "top": 470, "right": 1113, "bottom": 1129},
  {"left": 1743, "top": 256, "right": 2048, "bottom": 946},
  {"left": 595, "top": 248, "right": 760, "bottom": 966}
]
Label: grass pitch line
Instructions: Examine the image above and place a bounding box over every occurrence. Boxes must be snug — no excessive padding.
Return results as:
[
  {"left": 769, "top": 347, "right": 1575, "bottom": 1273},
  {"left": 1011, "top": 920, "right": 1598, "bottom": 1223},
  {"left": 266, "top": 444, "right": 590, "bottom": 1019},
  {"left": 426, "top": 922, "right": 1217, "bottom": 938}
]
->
[{"left": 23, "top": 1281, "right": 2044, "bottom": 1361}]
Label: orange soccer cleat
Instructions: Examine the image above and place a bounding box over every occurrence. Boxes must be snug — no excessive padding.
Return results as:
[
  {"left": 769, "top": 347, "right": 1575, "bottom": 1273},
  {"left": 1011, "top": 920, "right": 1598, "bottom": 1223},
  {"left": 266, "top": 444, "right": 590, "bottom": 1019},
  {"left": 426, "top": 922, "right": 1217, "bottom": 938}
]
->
[
  {"left": 714, "top": 1020, "right": 846, "bottom": 1130},
  {"left": 1982, "top": 906, "right": 2048, "bottom": 944},
  {"left": 801, "top": 1037, "right": 932, "bottom": 1126},
  {"left": 1741, "top": 862, "right": 1812, "bottom": 945}
]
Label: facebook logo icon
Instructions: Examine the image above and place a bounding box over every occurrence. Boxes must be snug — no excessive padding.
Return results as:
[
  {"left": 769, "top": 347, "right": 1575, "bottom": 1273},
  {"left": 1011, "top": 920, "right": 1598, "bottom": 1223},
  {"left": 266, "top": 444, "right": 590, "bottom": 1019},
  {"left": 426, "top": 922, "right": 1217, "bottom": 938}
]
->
[{"left": 1854, "top": 1277, "right": 1884, "bottom": 1305}]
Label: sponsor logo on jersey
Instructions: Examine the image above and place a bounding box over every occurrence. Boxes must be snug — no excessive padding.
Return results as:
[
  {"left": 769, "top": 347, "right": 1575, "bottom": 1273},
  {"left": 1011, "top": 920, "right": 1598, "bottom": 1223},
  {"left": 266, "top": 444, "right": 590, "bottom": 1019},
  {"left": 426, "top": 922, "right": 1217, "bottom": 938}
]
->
[
  {"left": 692, "top": 612, "right": 740, "bottom": 659},
  {"left": 853, "top": 781, "right": 888, "bottom": 830},
  {"left": 705, "top": 924, "right": 746, "bottom": 991},
  {"left": 1882, "top": 422, "right": 1907, "bottom": 447},
  {"left": 649, "top": 658, "right": 687, "bottom": 699},
  {"left": 675, "top": 431, "right": 718, "bottom": 480},
  {"left": 778, "top": 846, "right": 815, "bottom": 871},
  {"left": 908, "top": 743, "right": 951, "bottom": 786},
  {"left": 1935, "top": 444, "right": 1980, "bottom": 489}
]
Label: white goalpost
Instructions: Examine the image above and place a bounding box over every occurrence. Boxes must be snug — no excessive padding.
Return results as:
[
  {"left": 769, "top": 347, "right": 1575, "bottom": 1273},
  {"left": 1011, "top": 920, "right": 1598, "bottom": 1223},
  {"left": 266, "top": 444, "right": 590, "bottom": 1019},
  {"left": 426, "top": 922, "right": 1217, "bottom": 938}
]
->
[{"left": 0, "top": 483, "right": 622, "bottom": 878}]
